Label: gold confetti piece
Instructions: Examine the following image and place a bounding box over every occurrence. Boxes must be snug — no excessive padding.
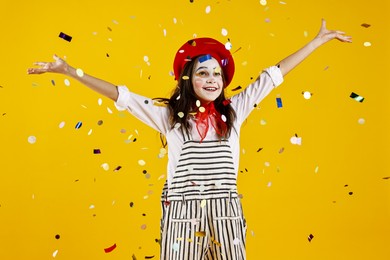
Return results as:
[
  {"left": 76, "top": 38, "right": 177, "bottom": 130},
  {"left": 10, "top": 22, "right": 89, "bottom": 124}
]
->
[
  {"left": 196, "top": 231, "right": 206, "bottom": 237},
  {"left": 199, "top": 107, "right": 206, "bottom": 113},
  {"left": 260, "top": 0, "right": 267, "bottom": 5},
  {"left": 361, "top": 23, "right": 371, "bottom": 28},
  {"left": 182, "top": 75, "right": 190, "bottom": 80},
  {"left": 200, "top": 199, "right": 206, "bottom": 208},
  {"left": 214, "top": 66, "right": 221, "bottom": 74},
  {"left": 178, "top": 112, "right": 185, "bottom": 118},
  {"left": 53, "top": 250, "right": 59, "bottom": 258}
]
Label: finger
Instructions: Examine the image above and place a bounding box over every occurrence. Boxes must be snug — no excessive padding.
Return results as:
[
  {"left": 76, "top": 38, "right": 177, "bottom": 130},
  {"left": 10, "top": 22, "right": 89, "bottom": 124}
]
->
[
  {"left": 33, "top": 62, "right": 48, "bottom": 67},
  {"left": 321, "top": 18, "right": 326, "bottom": 29},
  {"left": 53, "top": 54, "right": 60, "bottom": 61},
  {"left": 27, "top": 68, "right": 46, "bottom": 74}
]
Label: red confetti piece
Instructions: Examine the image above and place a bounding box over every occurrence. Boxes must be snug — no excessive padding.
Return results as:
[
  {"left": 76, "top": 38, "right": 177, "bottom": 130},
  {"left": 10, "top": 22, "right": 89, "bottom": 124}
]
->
[
  {"left": 104, "top": 243, "right": 117, "bottom": 253},
  {"left": 222, "top": 99, "right": 232, "bottom": 106}
]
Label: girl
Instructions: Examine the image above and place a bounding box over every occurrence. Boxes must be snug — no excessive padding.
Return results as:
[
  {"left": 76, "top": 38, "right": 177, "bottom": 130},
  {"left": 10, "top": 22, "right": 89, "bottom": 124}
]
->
[{"left": 28, "top": 19, "right": 351, "bottom": 260}]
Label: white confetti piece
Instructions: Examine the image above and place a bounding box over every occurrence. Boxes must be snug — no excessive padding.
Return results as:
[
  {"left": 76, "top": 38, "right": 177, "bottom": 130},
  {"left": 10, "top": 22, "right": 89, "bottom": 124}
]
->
[
  {"left": 101, "top": 163, "right": 110, "bottom": 171},
  {"left": 138, "top": 160, "right": 146, "bottom": 166},
  {"left": 199, "top": 107, "right": 206, "bottom": 113},
  {"left": 233, "top": 238, "right": 241, "bottom": 245},
  {"left": 98, "top": 98, "right": 102, "bottom": 106},
  {"left": 53, "top": 249, "right": 59, "bottom": 258},
  {"left": 59, "top": 121, "right": 65, "bottom": 128},
  {"left": 178, "top": 112, "right": 184, "bottom": 118},
  {"left": 88, "top": 129, "right": 93, "bottom": 135},
  {"left": 173, "top": 17, "right": 177, "bottom": 24},
  {"left": 225, "top": 42, "right": 232, "bottom": 50},
  {"left": 363, "top": 41, "right": 371, "bottom": 47},
  {"left": 221, "top": 28, "right": 228, "bottom": 36},
  {"left": 358, "top": 118, "right": 365, "bottom": 125},
  {"left": 89, "top": 205, "right": 95, "bottom": 209},
  {"left": 76, "top": 68, "right": 84, "bottom": 77},
  {"left": 200, "top": 199, "right": 206, "bottom": 208},
  {"left": 28, "top": 136, "right": 36, "bottom": 144},
  {"left": 290, "top": 136, "right": 302, "bottom": 145},
  {"left": 303, "top": 91, "right": 312, "bottom": 99},
  {"left": 172, "top": 242, "right": 180, "bottom": 251},
  {"left": 64, "top": 79, "right": 70, "bottom": 86},
  {"left": 260, "top": 119, "right": 267, "bottom": 125},
  {"left": 205, "top": 6, "right": 211, "bottom": 14},
  {"left": 260, "top": 0, "right": 267, "bottom": 5}
]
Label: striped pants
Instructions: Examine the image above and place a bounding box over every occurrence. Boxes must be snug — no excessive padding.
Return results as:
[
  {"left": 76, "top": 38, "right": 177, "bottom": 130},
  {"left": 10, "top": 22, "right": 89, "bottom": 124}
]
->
[{"left": 160, "top": 194, "right": 247, "bottom": 260}]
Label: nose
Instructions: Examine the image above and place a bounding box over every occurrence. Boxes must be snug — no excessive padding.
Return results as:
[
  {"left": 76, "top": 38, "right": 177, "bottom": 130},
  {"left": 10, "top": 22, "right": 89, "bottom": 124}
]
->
[{"left": 206, "top": 76, "right": 216, "bottom": 83}]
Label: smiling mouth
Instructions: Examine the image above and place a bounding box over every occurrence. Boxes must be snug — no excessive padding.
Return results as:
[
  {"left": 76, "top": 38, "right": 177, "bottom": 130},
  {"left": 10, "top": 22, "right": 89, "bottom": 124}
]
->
[{"left": 203, "top": 87, "right": 218, "bottom": 92}]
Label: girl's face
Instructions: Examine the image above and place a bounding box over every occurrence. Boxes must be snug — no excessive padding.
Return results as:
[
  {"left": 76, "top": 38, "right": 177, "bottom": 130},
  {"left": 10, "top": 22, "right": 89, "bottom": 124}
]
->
[{"left": 192, "top": 57, "right": 224, "bottom": 104}]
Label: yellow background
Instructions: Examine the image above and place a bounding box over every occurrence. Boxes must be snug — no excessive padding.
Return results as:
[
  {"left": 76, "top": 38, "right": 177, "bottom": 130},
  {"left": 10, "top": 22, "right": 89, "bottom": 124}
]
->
[{"left": 1, "top": 0, "right": 389, "bottom": 259}]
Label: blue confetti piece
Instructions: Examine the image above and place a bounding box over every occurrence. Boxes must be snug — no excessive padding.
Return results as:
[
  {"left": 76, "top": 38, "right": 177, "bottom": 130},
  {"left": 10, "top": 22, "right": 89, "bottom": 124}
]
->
[
  {"left": 75, "top": 121, "right": 82, "bottom": 129},
  {"left": 51, "top": 80, "right": 55, "bottom": 86},
  {"left": 276, "top": 97, "right": 283, "bottom": 108},
  {"left": 199, "top": 54, "right": 212, "bottom": 63}
]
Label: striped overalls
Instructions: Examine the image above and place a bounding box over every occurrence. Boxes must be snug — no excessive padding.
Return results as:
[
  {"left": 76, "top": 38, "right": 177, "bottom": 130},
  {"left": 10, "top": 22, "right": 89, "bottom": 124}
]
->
[{"left": 160, "top": 139, "right": 247, "bottom": 260}]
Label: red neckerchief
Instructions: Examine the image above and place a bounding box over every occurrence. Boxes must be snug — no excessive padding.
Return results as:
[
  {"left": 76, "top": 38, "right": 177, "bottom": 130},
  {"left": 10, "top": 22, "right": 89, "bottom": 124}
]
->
[{"left": 194, "top": 102, "right": 227, "bottom": 142}]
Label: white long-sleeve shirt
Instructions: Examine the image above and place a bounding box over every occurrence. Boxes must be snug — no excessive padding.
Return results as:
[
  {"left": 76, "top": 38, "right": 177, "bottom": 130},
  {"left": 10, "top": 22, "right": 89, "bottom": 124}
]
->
[{"left": 115, "top": 66, "right": 283, "bottom": 187}]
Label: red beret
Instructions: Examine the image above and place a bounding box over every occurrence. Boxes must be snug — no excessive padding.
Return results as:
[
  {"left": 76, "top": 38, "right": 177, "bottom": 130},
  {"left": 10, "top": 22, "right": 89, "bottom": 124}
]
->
[{"left": 173, "top": 37, "right": 235, "bottom": 88}]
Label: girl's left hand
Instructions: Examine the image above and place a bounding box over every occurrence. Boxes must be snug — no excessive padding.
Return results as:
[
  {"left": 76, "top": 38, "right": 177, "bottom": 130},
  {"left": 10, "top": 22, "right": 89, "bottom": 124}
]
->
[{"left": 315, "top": 19, "right": 352, "bottom": 45}]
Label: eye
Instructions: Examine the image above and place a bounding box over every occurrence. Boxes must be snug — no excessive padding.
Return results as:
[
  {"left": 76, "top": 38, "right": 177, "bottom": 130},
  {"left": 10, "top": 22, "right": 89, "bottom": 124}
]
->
[
  {"left": 214, "top": 71, "right": 221, "bottom": 76},
  {"left": 196, "top": 70, "right": 208, "bottom": 77}
]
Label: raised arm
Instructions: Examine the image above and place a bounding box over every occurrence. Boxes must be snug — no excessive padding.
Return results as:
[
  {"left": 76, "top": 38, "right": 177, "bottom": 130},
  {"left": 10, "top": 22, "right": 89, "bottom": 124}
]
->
[
  {"left": 276, "top": 19, "right": 352, "bottom": 77},
  {"left": 27, "top": 55, "right": 119, "bottom": 101}
]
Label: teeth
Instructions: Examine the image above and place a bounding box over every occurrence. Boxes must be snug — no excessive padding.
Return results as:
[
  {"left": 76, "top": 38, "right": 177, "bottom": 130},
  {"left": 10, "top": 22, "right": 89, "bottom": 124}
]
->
[{"left": 204, "top": 87, "right": 217, "bottom": 91}]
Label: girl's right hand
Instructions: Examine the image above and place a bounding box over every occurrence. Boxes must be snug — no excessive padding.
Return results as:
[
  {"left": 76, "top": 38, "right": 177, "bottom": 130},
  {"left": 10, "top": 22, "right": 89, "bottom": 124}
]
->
[{"left": 27, "top": 54, "right": 69, "bottom": 75}]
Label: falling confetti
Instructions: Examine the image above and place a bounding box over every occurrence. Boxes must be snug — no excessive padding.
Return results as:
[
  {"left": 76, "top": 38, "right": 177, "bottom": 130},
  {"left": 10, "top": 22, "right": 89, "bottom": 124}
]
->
[
  {"left": 205, "top": 6, "right": 211, "bottom": 14},
  {"left": 75, "top": 121, "right": 82, "bottom": 129},
  {"left": 363, "top": 41, "right": 372, "bottom": 47},
  {"left": 59, "top": 121, "right": 65, "bottom": 129},
  {"left": 93, "top": 149, "right": 101, "bottom": 154},
  {"left": 361, "top": 23, "right": 371, "bottom": 28},
  {"left": 76, "top": 68, "right": 84, "bottom": 77},
  {"left": 302, "top": 91, "right": 312, "bottom": 99},
  {"left": 64, "top": 79, "right": 70, "bottom": 86},
  {"left": 308, "top": 234, "right": 314, "bottom": 242},
  {"left": 358, "top": 118, "right": 365, "bottom": 125},
  {"left": 221, "top": 28, "right": 228, "bottom": 36},
  {"left": 28, "top": 136, "right": 36, "bottom": 144},
  {"left": 350, "top": 92, "right": 364, "bottom": 102},
  {"left": 138, "top": 160, "right": 146, "bottom": 166},
  {"left": 59, "top": 32, "right": 72, "bottom": 42},
  {"left": 52, "top": 249, "right": 59, "bottom": 258},
  {"left": 276, "top": 97, "right": 283, "bottom": 108},
  {"left": 104, "top": 243, "right": 117, "bottom": 253}
]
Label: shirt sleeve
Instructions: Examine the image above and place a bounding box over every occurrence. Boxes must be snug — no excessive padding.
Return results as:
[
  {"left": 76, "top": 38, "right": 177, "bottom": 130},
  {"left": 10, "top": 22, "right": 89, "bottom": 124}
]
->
[
  {"left": 114, "top": 85, "right": 170, "bottom": 134},
  {"left": 231, "top": 66, "right": 284, "bottom": 124}
]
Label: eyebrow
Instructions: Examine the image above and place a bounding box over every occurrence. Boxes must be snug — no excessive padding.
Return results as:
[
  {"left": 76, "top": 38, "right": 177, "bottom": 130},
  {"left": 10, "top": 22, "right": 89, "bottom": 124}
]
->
[{"left": 195, "top": 66, "right": 217, "bottom": 72}]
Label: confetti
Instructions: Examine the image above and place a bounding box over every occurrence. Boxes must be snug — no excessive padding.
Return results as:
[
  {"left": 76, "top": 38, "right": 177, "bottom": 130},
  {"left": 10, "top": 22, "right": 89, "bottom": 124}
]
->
[
  {"left": 199, "top": 107, "right": 206, "bottom": 113},
  {"left": 205, "top": 6, "right": 211, "bottom": 14},
  {"left": 28, "top": 135, "right": 36, "bottom": 144},
  {"left": 138, "top": 160, "right": 146, "bottom": 166},
  {"left": 308, "top": 234, "right": 314, "bottom": 242},
  {"left": 53, "top": 249, "right": 59, "bottom": 258},
  {"left": 59, "top": 32, "right": 72, "bottom": 42},
  {"left": 93, "top": 149, "right": 101, "bottom": 154},
  {"left": 76, "top": 68, "right": 84, "bottom": 77},
  {"left": 290, "top": 135, "right": 302, "bottom": 145},
  {"left": 233, "top": 238, "right": 241, "bottom": 245},
  {"left": 199, "top": 54, "right": 212, "bottom": 63},
  {"left": 221, "top": 114, "right": 227, "bottom": 122},
  {"left": 55, "top": 234, "right": 60, "bottom": 239},
  {"left": 276, "top": 97, "right": 283, "bottom": 108},
  {"left": 383, "top": 177, "right": 390, "bottom": 180},
  {"left": 101, "top": 163, "right": 110, "bottom": 171},
  {"left": 75, "top": 121, "right": 82, "bottom": 129},
  {"left": 172, "top": 242, "right": 180, "bottom": 251},
  {"left": 221, "top": 28, "right": 228, "bottom": 36},
  {"left": 51, "top": 79, "right": 56, "bottom": 86},
  {"left": 141, "top": 224, "right": 147, "bottom": 230},
  {"left": 225, "top": 42, "right": 232, "bottom": 50},
  {"left": 350, "top": 92, "right": 364, "bottom": 102},
  {"left": 302, "top": 91, "right": 312, "bottom": 99},
  {"left": 196, "top": 231, "right": 206, "bottom": 237},
  {"left": 104, "top": 243, "right": 117, "bottom": 253},
  {"left": 182, "top": 75, "right": 190, "bottom": 80},
  {"left": 363, "top": 41, "right": 371, "bottom": 47},
  {"left": 59, "top": 121, "right": 65, "bottom": 128},
  {"left": 200, "top": 199, "right": 206, "bottom": 208},
  {"left": 114, "top": 166, "right": 122, "bottom": 172},
  {"left": 260, "top": 0, "right": 267, "bottom": 5},
  {"left": 64, "top": 79, "right": 70, "bottom": 86},
  {"left": 358, "top": 118, "right": 365, "bottom": 125},
  {"left": 361, "top": 23, "right": 371, "bottom": 28},
  {"left": 97, "top": 120, "right": 103, "bottom": 126},
  {"left": 260, "top": 119, "right": 267, "bottom": 125},
  {"left": 178, "top": 112, "right": 185, "bottom": 118}
]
